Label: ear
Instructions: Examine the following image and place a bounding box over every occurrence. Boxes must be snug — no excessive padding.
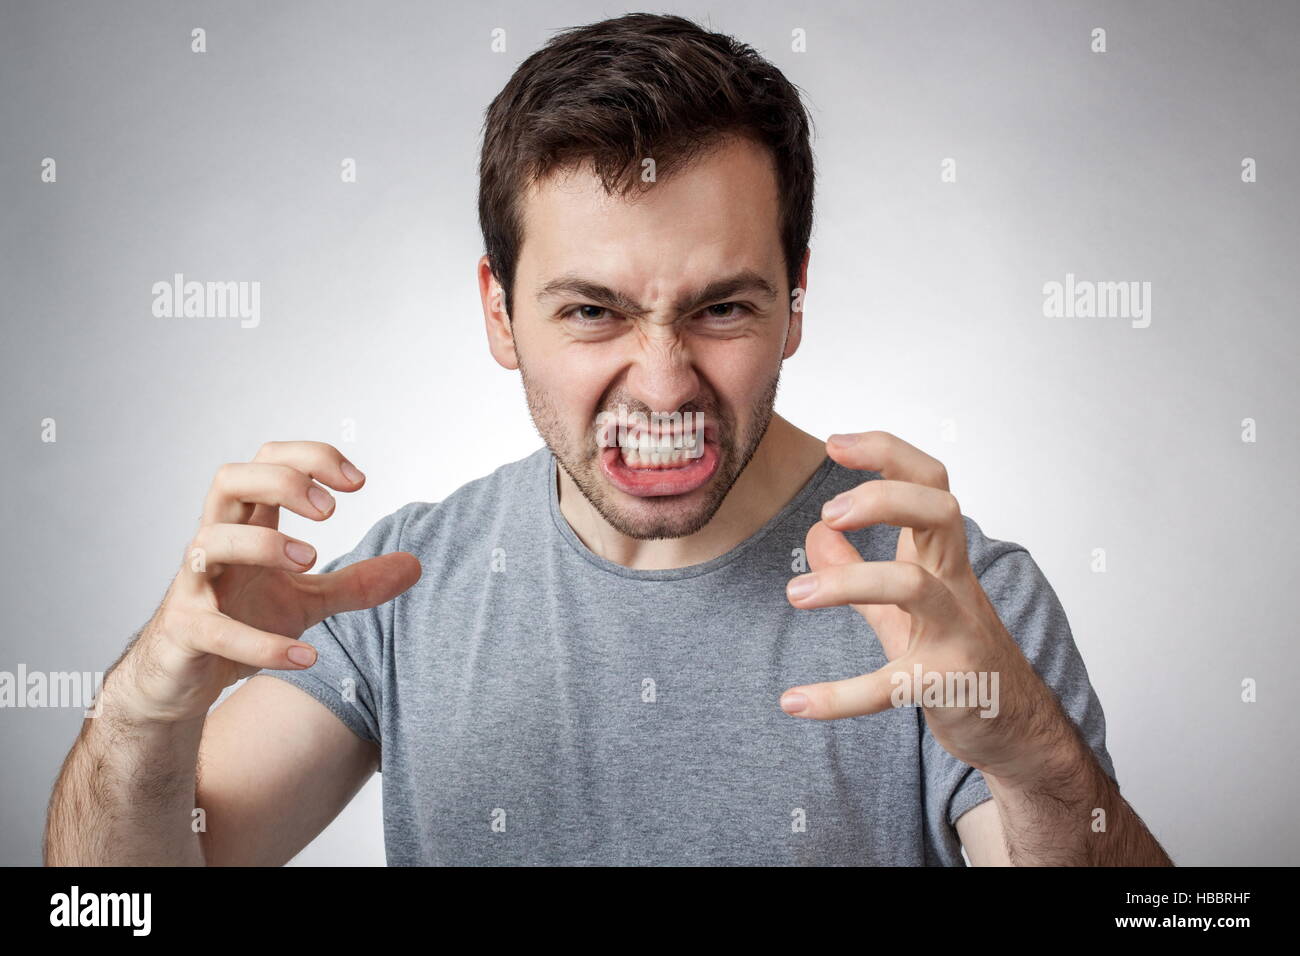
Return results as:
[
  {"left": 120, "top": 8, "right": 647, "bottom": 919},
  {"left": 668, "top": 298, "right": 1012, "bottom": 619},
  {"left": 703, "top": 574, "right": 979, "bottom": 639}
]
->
[
  {"left": 782, "top": 247, "right": 810, "bottom": 360},
  {"left": 479, "top": 255, "right": 518, "bottom": 370}
]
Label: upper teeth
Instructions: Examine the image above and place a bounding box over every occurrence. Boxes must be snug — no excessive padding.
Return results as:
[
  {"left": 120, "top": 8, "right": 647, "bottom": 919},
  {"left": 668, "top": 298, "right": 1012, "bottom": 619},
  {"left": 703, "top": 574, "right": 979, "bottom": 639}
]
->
[{"left": 617, "top": 431, "right": 698, "bottom": 450}]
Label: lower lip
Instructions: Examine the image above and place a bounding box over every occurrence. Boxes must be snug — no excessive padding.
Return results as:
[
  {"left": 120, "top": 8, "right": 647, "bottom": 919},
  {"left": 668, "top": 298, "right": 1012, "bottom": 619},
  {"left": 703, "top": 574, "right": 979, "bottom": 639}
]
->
[{"left": 599, "top": 442, "right": 720, "bottom": 497}]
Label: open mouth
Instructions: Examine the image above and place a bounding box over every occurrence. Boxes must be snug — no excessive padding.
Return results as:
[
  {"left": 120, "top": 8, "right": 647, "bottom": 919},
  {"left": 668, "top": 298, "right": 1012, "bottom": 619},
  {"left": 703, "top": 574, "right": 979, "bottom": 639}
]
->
[{"left": 598, "top": 424, "right": 720, "bottom": 497}]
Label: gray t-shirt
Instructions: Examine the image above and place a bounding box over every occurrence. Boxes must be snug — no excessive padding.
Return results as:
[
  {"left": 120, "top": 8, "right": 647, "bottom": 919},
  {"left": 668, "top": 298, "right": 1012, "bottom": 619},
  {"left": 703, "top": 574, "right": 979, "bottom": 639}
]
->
[{"left": 263, "top": 445, "right": 1116, "bottom": 865}]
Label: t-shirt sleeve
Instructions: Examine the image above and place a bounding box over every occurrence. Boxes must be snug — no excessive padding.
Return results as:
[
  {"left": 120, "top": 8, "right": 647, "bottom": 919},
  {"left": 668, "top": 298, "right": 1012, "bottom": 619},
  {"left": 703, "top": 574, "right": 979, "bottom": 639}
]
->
[
  {"left": 256, "top": 503, "right": 418, "bottom": 749},
  {"left": 920, "top": 531, "right": 1117, "bottom": 865}
]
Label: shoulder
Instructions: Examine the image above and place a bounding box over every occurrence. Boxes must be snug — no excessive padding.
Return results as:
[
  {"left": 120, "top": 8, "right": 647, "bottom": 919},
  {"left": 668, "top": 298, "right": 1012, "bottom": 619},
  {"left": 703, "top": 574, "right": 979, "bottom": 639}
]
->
[{"left": 382, "top": 445, "right": 552, "bottom": 554}]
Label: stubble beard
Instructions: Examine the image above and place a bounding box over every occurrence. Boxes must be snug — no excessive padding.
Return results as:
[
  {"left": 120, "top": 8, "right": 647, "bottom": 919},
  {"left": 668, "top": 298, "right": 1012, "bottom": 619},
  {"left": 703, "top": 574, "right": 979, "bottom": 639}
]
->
[{"left": 518, "top": 359, "right": 781, "bottom": 540}]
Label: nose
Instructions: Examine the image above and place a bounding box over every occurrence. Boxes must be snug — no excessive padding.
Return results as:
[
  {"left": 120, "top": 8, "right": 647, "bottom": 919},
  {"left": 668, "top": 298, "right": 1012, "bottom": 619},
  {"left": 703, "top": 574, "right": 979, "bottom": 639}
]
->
[{"left": 624, "top": 330, "right": 700, "bottom": 415}]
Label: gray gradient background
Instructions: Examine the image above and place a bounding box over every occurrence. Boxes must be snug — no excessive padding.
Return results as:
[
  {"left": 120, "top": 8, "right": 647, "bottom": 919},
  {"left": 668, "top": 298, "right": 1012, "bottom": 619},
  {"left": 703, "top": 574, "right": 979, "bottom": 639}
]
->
[{"left": 2, "top": 0, "right": 1297, "bottom": 866}]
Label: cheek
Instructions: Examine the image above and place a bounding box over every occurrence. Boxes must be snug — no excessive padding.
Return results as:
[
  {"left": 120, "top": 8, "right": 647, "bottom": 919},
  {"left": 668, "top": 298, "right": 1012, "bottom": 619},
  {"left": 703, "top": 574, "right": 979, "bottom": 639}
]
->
[
  {"left": 517, "top": 321, "right": 601, "bottom": 407},
  {"left": 693, "top": 334, "right": 782, "bottom": 403},
  {"left": 536, "top": 350, "right": 619, "bottom": 425}
]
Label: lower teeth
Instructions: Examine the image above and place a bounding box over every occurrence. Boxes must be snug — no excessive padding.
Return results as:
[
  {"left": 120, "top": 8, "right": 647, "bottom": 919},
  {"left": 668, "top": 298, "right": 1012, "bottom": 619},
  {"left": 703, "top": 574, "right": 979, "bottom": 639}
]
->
[{"left": 620, "top": 448, "right": 692, "bottom": 469}]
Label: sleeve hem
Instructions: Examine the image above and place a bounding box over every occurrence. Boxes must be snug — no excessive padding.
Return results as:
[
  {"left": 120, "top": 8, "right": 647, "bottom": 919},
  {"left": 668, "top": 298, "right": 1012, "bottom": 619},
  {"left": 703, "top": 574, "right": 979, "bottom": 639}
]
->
[
  {"left": 948, "top": 767, "right": 993, "bottom": 827},
  {"left": 261, "top": 670, "right": 380, "bottom": 748}
]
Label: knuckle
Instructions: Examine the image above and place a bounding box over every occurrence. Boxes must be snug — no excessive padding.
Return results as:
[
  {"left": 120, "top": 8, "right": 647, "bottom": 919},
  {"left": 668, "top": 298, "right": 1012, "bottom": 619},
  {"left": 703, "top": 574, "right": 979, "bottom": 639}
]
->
[
  {"left": 275, "top": 466, "right": 308, "bottom": 498},
  {"left": 260, "top": 528, "right": 289, "bottom": 563},
  {"left": 184, "top": 536, "right": 212, "bottom": 571},
  {"left": 861, "top": 480, "right": 883, "bottom": 510},
  {"left": 252, "top": 634, "right": 279, "bottom": 665},
  {"left": 255, "top": 440, "right": 280, "bottom": 461},
  {"left": 205, "top": 624, "right": 233, "bottom": 659},
  {"left": 308, "top": 443, "right": 342, "bottom": 472},
  {"left": 861, "top": 431, "right": 887, "bottom": 454},
  {"left": 216, "top": 528, "right": 247, "bottom": 564},
  {"left": 213, "top": 462, "right": 240, "bottom": 487}
]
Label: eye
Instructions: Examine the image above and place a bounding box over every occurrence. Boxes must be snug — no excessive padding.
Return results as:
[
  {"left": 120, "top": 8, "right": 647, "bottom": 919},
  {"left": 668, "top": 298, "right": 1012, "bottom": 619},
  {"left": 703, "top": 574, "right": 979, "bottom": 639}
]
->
[
  {"left": 564, "top": 305, "right": 616, "bottom": 324},
  {"left": 698, "top": 302, "right": 751, "bottom": 322}
]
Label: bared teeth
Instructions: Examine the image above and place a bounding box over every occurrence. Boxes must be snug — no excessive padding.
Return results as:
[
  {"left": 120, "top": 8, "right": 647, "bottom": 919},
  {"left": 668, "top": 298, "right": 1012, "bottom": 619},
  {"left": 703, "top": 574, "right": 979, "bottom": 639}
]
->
[
  {"left": 619, "top": 442, "right": 694, "bottom": 469},
  {"left": 608, "top": 415, "right": 707, "bottom": 468}
]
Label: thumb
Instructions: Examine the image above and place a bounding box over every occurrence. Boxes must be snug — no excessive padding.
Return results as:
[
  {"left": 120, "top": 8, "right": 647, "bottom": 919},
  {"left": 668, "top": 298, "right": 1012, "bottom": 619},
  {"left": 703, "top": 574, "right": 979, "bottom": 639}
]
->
[
  {"left": 782, "top": 658, "right": 915, "bottom": 720},
  {"left": 310, "top": 551, "right": 422, "bottom": 621}
]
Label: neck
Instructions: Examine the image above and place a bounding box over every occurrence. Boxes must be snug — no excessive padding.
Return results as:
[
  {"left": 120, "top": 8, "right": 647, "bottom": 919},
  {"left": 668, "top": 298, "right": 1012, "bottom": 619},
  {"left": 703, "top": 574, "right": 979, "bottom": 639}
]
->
[{"left": 556, "top": 413, "right": 828, "bottom": 570}]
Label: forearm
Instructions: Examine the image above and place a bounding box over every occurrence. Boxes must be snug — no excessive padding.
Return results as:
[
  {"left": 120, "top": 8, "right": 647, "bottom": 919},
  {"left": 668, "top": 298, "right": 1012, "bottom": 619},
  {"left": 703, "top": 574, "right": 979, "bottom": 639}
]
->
[
  {"left": 983, "top": 696, "right": 1172, "bottom": 866},
  {"left": 44, "top": 669, "right": 207, "bottom": 866}
]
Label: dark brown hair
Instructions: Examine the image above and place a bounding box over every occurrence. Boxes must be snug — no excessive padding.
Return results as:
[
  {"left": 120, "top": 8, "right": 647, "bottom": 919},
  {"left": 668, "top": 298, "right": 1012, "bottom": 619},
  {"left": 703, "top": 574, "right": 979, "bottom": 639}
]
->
[{"left": 478, "top": 12, "right": 815, "bottom": 317}]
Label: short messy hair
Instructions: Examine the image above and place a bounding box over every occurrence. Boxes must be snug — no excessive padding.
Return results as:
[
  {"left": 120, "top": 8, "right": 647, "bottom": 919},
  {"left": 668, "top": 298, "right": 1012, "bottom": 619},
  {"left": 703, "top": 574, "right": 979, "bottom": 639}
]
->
[{"left": 477, "top": 12, "right": 816, "bottom": 317}]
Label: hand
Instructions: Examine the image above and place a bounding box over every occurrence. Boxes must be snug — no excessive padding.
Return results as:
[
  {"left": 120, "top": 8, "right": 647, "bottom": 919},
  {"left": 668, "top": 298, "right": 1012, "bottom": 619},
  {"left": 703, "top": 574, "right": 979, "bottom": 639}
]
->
[
  {"left": 780, "top": 431, "right": 1060, "bottom": 781},
  {"left": 109, "top": 441, "right": 422, "bottom": 724}
]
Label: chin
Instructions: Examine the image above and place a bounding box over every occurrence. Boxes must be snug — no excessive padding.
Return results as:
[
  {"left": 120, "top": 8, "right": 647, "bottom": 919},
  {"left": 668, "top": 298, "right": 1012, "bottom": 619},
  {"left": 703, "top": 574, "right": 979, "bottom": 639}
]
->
[
  {"left": 600, "top": 489, "right": 723, "bottom": 541},
  {"left": 569, "top": 443, "right": 734, "bottom": 541},
  {"left": 602, "top": 512, "right": 720, "bottom": 542}
]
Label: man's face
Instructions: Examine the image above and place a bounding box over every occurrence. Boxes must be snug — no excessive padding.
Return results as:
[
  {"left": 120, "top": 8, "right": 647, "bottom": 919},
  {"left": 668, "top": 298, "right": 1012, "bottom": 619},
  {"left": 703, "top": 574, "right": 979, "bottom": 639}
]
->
[{"left": 496, "top": 135, "right": 802, "bottom": 540}]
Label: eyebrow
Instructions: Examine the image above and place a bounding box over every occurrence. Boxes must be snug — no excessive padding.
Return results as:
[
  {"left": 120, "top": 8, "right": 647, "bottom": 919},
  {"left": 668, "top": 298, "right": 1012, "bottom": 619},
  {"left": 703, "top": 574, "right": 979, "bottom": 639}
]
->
[{"left": 537, "top": 270, "right": 780, "bottom": 316}]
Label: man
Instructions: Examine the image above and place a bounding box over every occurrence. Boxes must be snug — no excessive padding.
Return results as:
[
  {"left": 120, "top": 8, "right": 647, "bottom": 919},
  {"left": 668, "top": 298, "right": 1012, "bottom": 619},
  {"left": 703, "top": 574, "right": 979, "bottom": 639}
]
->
[{"left": 44, "top": 13, "right": 1170, "bottom": 866}]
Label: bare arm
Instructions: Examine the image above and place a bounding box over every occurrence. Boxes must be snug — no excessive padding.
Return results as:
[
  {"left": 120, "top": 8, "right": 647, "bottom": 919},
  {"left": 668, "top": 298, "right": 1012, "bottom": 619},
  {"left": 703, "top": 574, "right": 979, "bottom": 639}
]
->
[
  {"left": 956, "top": 703, "right": 1172, "bottom": 867},
  {"left": 980, "top": 709, "right": 1172, "bottom": 866},
  {"left": 43, "top": 669, "right": 376, "bottom": 867},
  {"left": 44, "top": 658, "right": 207, "bottom": 866},
  {"left": 43, "top": 441, "right": 419, "bottom": 866},
  {"left": 196, "top": 676, "right": 378, "bottom": 866},
  {"left": 955, "top": 800, "right": 1011, "bottom": 866}
]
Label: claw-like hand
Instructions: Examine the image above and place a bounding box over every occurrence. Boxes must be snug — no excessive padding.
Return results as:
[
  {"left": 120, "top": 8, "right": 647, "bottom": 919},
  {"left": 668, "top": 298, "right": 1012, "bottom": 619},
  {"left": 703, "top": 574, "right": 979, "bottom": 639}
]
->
[
  {"left": 111, "top": 441, "right": 421, "bottom": 724},
  {"left": 780, "top": 431, "right": 1059, "bottom": 782}
]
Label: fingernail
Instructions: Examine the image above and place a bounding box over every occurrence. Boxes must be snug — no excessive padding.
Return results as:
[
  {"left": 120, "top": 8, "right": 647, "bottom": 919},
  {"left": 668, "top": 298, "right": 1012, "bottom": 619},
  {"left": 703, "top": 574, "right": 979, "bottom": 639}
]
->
[
  {"left": 821, "top": 493, "right": 851, "bottom": 521},
  {"left": 787, "top": 575, "right": 817, "bottom": 600},
  {"left": 340, "top": 460, "right": 364, "bottom": 483},
  {"left": 287, "top": 644, "right": 316, "bottom": 666},
  {"left": 781, "top": 692, "right": 809, "bottom": 715},
  {"left": 285, "top": 540, "right": 315, "bottom": 566},
  {"left": 828, "top": 433, "right": 858, "bottom": 447},
  {"left": 308, "top": 485, "right": 334, "bottom": 515}
]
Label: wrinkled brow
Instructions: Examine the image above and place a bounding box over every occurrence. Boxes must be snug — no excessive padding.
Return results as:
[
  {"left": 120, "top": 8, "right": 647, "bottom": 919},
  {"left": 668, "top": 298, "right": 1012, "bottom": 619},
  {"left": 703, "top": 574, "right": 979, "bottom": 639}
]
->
[{"left": 537, "top": 270, "right": 779, "bottom": 316}]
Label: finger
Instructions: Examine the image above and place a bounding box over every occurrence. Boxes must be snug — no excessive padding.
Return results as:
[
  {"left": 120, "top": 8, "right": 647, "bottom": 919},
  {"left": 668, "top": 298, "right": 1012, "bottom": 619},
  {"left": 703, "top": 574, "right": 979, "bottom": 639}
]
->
[
  {"left": 202, "top": 462, "right": 338, "bottom": 525},
  {"left": 786, "top": 559, "right": 957, "bottom": 624},
  {"left": 251, "top": 440, "right": 366, "bottom": 492},
  {"left": 824, "top": 431, "right": 950, "bottom": 491},
  {"left": 302, "top": 551, "right": 423, "bottom": 624},
  {"left": 179, "top": 612, "right": 319, "bottom": 671},
  {"left": 176, "top": 524, "right": 317, "bottom": 596},
  {"left": 780, "top": 663, "right": 907, "bottom": 720},
  {"left": 803, "top": 523, "right": 918, "bottom": 658},
  {"left": 247, "top": 502, "right": 279, "bottom": 532},
  {"left": 818, "top": 479, "right": 967, "bottom": 583},
  {"left": 804, "top": 519, "right": 865, "bottom": 572},
  {"left": 803, "top": 521, "right": 886, "bottom": 633}
]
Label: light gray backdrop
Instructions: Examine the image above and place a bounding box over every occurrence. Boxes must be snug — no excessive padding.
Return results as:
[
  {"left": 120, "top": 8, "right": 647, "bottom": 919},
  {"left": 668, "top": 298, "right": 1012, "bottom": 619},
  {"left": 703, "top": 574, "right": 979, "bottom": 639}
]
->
[{"left": 2, "top": 0, "right": 1296, "bottom": 866}]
